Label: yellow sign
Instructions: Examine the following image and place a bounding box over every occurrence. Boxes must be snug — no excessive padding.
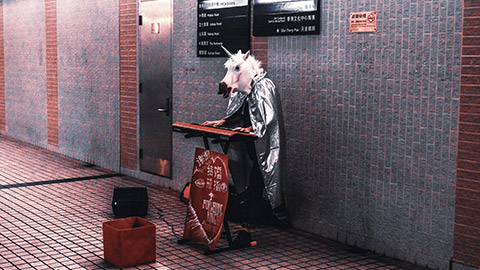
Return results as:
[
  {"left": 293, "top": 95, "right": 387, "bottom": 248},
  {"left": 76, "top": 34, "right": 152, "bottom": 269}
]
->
[{"left": 350, "top": 11, "right": 377, "bottom": 33}]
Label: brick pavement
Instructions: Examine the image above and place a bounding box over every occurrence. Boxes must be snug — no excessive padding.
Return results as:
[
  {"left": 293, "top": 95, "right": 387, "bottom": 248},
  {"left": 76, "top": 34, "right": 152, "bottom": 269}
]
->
[{"left": 0, "top": 134, "right": 429, "bottom": 269}]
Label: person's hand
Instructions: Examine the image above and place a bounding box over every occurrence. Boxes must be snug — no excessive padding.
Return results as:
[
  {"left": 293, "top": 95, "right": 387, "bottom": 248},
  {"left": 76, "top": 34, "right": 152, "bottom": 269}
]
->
[
  {"left": 233, "top": 126, "right": 253, "bottom": 133},
  {"left": 201, "top": 119, "right": 226, "bottom": 127}
]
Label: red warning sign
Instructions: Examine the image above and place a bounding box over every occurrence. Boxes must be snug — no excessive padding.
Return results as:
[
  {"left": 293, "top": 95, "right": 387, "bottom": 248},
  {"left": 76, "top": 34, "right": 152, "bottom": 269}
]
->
[{"left": 350, "top": 11, "right": 377, "bottom": 33}]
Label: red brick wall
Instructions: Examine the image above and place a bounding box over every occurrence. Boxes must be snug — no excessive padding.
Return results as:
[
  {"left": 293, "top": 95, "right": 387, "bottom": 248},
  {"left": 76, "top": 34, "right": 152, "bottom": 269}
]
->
[
  {"left": 250, "top": 1, "right": 268, "bottom": 70},
  {"left": 454, "top": 0, "right": 480, "bottom": 268},
  {"left": 119, "top": 0, "right": 138, "bottom": 170},
  {"left": 251, "top": 36, "right": 268, "bottom": 70},
  {"left": 0, "top": 1, "right": 5, "bottom": 132},
  {"left": 45, "top": 0, "right": 58, "bottom": 147}
]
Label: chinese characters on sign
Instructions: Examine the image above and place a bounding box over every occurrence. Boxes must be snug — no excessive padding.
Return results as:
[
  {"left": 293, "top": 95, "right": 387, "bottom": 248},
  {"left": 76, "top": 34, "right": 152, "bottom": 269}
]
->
[
  {"left": 197, "top": 0, "right": 250, "bottom": 57},
  {"left": 253, "top": 0, "right": 320, "bottom": 36},
  {"left": 349, "top": 11, "right": 377, "bottom": 33},
  {"left": 183, "top": 148, "right": 229, "bottom": 250}
]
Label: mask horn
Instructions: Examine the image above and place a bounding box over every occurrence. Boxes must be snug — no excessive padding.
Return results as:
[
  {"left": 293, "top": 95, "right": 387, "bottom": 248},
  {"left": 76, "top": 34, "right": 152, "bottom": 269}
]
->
[{"left": 221, "top": 45, "right": 233, "bottom": 57}]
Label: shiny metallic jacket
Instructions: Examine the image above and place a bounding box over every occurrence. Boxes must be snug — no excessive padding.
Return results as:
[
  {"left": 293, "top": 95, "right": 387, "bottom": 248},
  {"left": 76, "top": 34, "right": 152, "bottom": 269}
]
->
[{"left": 224, "top": 71, "right": 285, "bottom": 209}]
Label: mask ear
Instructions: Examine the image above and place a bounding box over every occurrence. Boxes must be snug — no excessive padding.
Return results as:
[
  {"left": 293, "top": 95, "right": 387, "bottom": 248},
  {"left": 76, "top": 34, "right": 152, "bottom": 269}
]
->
[{"left": 243, "top": 51, "right": 250, "bottom": 60}]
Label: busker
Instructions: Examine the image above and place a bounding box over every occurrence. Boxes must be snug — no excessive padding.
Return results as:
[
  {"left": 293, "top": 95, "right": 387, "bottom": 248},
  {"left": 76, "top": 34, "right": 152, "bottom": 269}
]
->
[{"left": 202, "top": 46, "right": 288, "bottom": 246}]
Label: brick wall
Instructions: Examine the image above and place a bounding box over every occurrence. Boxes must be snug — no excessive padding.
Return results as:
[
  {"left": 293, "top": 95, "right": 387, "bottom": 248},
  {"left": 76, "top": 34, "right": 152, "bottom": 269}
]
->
[
  {"left": 1, "top": 0, "right": 121, "bottom": 170},
  {"left": 119, "top": 0, "right": 138, "bottom": 171},
  {"left": 0, "top": 0, "right": 4, "bottom": 132},
  {"left": 45, "top": 0, "right": 59, "bottom": 147},
  {"left": 173, "top": 1, "right": 461, "bottom": 269},
  {"left": 453, "top": 0, "right": 480, "bottom": 269},
  {"left": 250, "top": 0, "right": 268, "bottom": 70},
  {"left": 172, "top": 0, "right": 229, "bottom": 191},
  {"left": 251, "top": 36, "right": 268, "bottom": 70},
  {"left": 267, "top": 2, "right": 462, "bottom": 268},
  {"left": 0, "top": 1, "right": 475, "bottom": 268},
  {"left": 171, "top": 0, "right": 269, "bottom": 192}
]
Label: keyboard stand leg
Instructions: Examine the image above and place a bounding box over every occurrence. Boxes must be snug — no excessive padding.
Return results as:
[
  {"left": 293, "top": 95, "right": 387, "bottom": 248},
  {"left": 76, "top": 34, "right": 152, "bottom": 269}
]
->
[
  {"left": 223, "top": 219, "right": 233, "bottom": 246},
  {"left": 202, "top": 134, "right": 210, "bottom": 150},
  {"left": 222, "top": 141, "right": 230, "bottom": 154}
]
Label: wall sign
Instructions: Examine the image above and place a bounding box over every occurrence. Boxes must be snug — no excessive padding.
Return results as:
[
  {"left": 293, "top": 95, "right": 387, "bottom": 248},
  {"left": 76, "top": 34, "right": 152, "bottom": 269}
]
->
[
  {"left": 253, "top": 0, "right": 320, "bottom": 36},
  {"left": 197, "top": 0, "right": 250, "bottom": 57},
  {"left": 349, "top": 11, "right": 377, "bottom": 33}
]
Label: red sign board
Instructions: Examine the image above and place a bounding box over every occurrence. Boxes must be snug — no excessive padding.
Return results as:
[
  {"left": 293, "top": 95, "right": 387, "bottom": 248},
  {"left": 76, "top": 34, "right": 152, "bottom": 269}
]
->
[
  {"left": 182, "top": 148, "right": 229, "bottom": 250},
  {"left": 350, "top": 11, "right": 377, "bottom": 33}
]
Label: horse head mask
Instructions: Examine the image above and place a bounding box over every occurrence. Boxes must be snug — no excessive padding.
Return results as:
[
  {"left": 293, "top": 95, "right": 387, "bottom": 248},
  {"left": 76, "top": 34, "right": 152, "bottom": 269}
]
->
[{"left": 218, "top": 46, "right": 262, "bottom": 99}]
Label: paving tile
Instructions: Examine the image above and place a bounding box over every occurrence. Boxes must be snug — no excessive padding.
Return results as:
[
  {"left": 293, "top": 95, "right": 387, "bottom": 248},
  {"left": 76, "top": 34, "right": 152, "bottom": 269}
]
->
[{"left": 0, "top": 134, "right": 430, "bottom": 269}]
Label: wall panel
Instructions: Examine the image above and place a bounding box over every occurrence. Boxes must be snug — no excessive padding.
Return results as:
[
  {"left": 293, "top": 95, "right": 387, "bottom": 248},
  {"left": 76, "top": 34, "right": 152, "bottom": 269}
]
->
[
  {"left": 4, "top": 0, "right": 47, "bottom": 145},
  {"left": 56, "top": 0, "right": 120, "bottom": 170}
]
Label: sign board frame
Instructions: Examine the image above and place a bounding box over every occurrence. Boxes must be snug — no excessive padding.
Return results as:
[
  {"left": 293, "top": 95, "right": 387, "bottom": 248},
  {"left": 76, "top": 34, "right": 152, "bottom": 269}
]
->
[
  {"left": 253, "top": 0, "right": 320, "bottom": 37},
  {"left": 197, "top": 0, "right": 250, "bottom": 57}
]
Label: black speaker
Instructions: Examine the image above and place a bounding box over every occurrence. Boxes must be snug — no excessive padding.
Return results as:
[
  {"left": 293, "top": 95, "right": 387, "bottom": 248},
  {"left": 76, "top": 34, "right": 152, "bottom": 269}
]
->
[{"left": 112, "top": 187, "right": 148, "bottom": 217}]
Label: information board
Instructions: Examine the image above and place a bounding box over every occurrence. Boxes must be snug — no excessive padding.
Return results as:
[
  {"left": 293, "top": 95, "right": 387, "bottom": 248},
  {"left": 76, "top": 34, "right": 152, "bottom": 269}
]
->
[
  {"left": 253, "top": 0, "right": 320, "bottom": 36},
  {"left": 197, "top": 0, "right": 250, "bottom": 57},
  {"left": 349, "top": 11, "right": 377, "bottom": 33}
]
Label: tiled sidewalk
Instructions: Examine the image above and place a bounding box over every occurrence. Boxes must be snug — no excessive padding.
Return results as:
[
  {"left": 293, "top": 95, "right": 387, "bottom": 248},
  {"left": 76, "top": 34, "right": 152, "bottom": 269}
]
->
[{"left": 0, "top": 134, "right": 429, "bottom": 269}]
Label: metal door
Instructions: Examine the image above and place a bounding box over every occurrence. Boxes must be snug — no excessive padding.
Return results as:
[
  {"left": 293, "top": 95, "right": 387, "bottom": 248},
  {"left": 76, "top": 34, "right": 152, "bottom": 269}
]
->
[{"left": 139, "top": 0, "right": 172, "bottom": 177}]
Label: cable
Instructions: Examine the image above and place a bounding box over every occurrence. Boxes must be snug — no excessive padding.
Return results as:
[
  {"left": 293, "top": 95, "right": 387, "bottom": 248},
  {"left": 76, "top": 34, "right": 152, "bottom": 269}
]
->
[{"left": 152, "top": 204, "right": 182, "bottom": 238}]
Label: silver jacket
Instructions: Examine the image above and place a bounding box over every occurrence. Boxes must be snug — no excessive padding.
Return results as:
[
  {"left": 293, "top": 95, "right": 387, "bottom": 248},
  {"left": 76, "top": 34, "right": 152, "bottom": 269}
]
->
[{"left": 224, "top": 71, "right": 285, "bottom": 209}]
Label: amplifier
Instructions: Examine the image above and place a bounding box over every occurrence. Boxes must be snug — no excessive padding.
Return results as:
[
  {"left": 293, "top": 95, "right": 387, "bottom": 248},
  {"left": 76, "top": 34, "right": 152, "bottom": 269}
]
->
[{"left": 112, "top": 187, "right": 148, "bottom": 217}]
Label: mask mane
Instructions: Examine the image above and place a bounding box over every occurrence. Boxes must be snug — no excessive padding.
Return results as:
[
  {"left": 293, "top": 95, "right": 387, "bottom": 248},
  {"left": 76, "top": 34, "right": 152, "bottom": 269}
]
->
[{"left": 223, "top": 50, "right": 262, "bottom": 76}]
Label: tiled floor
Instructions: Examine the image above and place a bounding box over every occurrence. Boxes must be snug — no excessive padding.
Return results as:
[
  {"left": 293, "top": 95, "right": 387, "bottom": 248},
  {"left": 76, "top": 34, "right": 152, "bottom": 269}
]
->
[{"left": 0, "top": 134, "right": 429, "bottom": 270}]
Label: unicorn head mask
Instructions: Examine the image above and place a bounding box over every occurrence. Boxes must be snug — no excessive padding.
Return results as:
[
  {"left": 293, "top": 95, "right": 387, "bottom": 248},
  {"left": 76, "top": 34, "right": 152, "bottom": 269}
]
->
[{"left": 218, "top": 46, "right": 262, "bottom": 98}]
